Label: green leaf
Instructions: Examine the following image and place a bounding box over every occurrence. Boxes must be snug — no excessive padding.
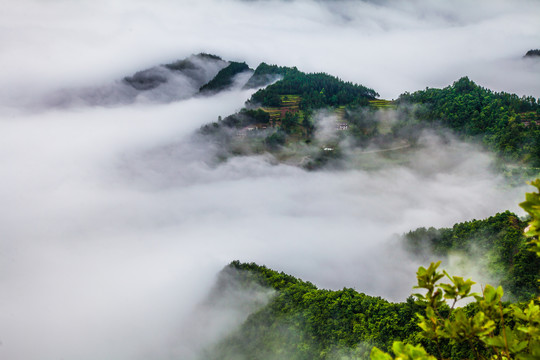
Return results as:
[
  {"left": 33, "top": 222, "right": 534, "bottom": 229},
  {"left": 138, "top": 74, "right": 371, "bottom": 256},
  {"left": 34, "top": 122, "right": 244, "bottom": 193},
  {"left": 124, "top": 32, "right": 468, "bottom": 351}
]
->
[{"left": 370, "top": 346, "right": 393, "bottom": 360}]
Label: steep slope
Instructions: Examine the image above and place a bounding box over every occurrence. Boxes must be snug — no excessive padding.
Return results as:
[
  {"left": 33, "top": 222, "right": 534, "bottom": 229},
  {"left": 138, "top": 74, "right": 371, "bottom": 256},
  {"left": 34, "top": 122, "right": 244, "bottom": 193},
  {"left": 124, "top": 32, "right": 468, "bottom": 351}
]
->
[
  {"left": 201, "top": 261, "right": 421, "bottom": 360},
  {"left": 199, "top": 61, "right": 253, "bottom": 94},
  {"left": 397, "top": 77, "right": 540, "bottom": 167},
  {"left": 46, "top": 53, "right": 231, "bottom": 107},
  {"left": 404, "top": 211, "right": 540, "bottom": 301}
]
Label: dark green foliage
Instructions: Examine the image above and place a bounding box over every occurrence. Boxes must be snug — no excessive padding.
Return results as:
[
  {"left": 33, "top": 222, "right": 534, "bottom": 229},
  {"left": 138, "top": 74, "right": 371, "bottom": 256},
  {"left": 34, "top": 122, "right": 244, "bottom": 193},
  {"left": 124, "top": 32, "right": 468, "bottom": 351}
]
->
[
  {"left": 281, "top": 112, "right": 300, "bottom": 134},
  {"left": 204, "top": 261, "right": 421, "bottom": 360},
  {"left": 264, "top": 130, "right": 286, "bottom": 149},
  {"left": 404, "top": 211, "right": 540, "bottom": 301},
  {"left": 124, "top": 53, "right": 226, "bottom": 91},
  {"left": 344, "top": 108, "right": 380, "bottom": 145},
  {"left": 165, "top": 53, "right": 223, "bottom": 71},
  {"left": 204, "top": 108, "right": 270, "bottom": 130},
  {"left": 249, "top": 71, "right": 379, "bottom": 109},
  {"left": 205, "top": 233, "right": 540, "bottom": 360},
  {"left": 524, "top": 49, "right": 540, "bottom": 58},
  {"left": 244, "top": 62, "right": 299, "bottom": 89},
  {"left": 304, "top": 147, "right": 344, "bottom": 171},
  {"left": 397, "top": 77, "right": 540, "bottom": 165},
  {"left": 199, "top": 61, "right": 251, "bottom": 93},
  {"left": 123, "top": 70, "right": 167, "bottom": 90}
]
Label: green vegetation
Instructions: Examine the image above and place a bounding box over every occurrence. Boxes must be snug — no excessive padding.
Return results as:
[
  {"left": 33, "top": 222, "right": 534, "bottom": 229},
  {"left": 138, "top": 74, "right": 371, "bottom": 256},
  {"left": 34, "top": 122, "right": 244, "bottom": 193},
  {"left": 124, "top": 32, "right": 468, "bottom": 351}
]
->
[
  {"left": 373, "top": 259, "right": 540, "bottom": 360},
  {"left": 192, "top": 57, "right": 540, "bottom": 359},
  {"left": 201, "top": 188, "right": 540, "bottom": 359},
  {"left": 198, "top": 64, "right": 388, "bottom": 167},
  {"left": 397, "top": 77, "right": 540, "bottom": 167},
  {"left": 524, "top": 49, "right": 540, "bottom": 58},
  {"left": 165, "top": 53, "right": 224, "bottom": 71},
  {"left": 198, "top": 61, "right": 540, "bottom": 177},
  {"left": 243, "top": 62, "right": 300, "bottom": 89},
  {"left": 375, "top": 183, "right": 540, "bottom": 360},
  {"left": 370, "top": 99, "right": 397, "bottom": 110},
  {"left": 217, "top": 108, "right": 270, "bottom": 128},
  {"left": 199, "top": 61, "right": 251, "bottom": 93},
  {"left": 249, "top": 69, "right": 378, "bottom": 109},
  {"left": 404, "top": 211, "right": 540, "bottom": 301},
  {"left": 203, "top": 261, "right": 421, "bottom": 360}
]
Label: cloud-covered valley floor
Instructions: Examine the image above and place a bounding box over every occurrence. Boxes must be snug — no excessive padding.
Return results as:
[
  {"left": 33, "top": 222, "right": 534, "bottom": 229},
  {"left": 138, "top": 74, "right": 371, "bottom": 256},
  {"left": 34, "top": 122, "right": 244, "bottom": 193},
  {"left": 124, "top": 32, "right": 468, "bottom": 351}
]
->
[
  {"left": 0, "top": 87, "right": 528, "bottom": 360},
  {"left": 1, "top": 0, "right": 539, "bottom": 359}
]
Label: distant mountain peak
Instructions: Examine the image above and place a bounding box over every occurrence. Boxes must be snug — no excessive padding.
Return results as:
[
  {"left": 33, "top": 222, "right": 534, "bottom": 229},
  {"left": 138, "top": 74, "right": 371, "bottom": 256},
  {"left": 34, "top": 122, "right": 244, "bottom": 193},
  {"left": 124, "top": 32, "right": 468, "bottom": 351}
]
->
[{"left": 524, "top": 49, "right": 540, "bottom": 58}]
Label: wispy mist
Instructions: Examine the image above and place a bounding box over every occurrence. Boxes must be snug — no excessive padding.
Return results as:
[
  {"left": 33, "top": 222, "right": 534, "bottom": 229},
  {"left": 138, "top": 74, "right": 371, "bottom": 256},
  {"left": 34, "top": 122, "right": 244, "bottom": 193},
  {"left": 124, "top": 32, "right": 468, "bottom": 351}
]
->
[
  {"left": 0, "top": 93, "right": 527, "bottom": 359},
  {"left": 0, "top": 0, "right": 538, "bottom": 359},
  {"left": 1, "top": 0, "right": 539, "bottom": 104}
]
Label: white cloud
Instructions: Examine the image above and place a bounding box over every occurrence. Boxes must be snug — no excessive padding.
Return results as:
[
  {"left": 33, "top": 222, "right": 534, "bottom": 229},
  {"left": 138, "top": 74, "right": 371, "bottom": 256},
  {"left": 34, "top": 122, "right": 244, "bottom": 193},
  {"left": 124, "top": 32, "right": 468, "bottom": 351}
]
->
[
  {"left": 0, "top": 0, "right": 537, "bottom": 359},
  {"left": 0, "top": 0, "right": 539, "bottom": 102}
]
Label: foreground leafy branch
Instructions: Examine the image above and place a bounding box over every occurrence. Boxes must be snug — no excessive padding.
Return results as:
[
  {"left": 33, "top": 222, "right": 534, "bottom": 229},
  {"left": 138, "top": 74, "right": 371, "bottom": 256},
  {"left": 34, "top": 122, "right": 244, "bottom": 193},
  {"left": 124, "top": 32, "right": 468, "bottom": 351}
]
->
[{"left": 371, "top": 181, "right": 540, "bottom": 359}]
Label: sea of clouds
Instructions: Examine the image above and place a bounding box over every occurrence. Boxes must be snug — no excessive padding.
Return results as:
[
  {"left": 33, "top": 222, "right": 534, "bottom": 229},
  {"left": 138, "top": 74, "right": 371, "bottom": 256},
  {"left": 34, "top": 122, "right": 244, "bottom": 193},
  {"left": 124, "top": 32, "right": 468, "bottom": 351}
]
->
[{"left": 1, "top": 0, "right": 539, "bottom": 359}]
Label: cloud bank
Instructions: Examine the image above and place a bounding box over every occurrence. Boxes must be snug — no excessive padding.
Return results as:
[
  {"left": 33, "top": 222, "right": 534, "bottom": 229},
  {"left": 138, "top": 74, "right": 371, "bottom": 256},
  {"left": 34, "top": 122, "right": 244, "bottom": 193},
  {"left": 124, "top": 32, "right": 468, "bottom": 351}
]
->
[
  {"left": 0, "top": 0, "right": 539, "bottom": 104},
  {"left": 0, "top": 95, "right": 527, "bottom": 359},
  {"left": 0, "top": 0, "right": 538, "bottom": 359}
]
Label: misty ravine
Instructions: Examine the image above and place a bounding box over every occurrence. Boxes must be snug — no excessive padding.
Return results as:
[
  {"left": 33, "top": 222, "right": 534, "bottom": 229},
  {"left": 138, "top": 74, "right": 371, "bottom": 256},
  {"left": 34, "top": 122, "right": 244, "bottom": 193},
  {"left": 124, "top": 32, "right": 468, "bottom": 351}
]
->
[{"left": 1, "top": 1, "right": 540, "bottom": 360}]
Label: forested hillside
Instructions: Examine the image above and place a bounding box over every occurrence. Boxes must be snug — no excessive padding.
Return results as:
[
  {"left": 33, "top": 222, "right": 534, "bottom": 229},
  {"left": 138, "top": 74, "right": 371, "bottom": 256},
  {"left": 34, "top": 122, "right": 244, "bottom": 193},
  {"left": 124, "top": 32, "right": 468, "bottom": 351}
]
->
[
  {"left": 404, "top": 211, "right": 540, "bottom": 301},
  {"left": 397, "top": 77, "right": 540, "bottom": 166},
  {"left": 196, "top": 59, "right": 540, "bottom": 180},
  {"left": 248, "top": 66, "right": 379, "bottom": 109},
  {"left": 199, "top": 206, "right": 540, "bottom": 360},
  {"left": 202, "top": 261, "right": 421, "bottom": 360},
  {"left": 199, "top": 61, "right": 251, "bottom": 93}
]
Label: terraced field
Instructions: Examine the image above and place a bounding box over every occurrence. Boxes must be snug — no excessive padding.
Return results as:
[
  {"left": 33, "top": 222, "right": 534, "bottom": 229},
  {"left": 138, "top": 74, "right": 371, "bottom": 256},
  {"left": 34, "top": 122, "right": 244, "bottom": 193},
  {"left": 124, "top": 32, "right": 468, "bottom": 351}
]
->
[
  {"left": 369, "top": 99, "right": 397, "bottom": 109},
  {"left": 334, "top": 106, "right": 346, "bottom": 121},
  {"left": 260, "top": 95, "right": 303, "bottom": 125},
  {"left": 520, "top": 111, "right": 540, "bottom": 126}
]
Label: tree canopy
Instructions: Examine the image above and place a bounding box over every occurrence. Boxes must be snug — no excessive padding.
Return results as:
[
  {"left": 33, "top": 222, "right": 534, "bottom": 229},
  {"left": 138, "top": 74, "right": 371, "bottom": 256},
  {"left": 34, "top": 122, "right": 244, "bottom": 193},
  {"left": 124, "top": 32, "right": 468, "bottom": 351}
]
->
[{"left": 397, "top": 77, "right": 540, "bottom": 165}]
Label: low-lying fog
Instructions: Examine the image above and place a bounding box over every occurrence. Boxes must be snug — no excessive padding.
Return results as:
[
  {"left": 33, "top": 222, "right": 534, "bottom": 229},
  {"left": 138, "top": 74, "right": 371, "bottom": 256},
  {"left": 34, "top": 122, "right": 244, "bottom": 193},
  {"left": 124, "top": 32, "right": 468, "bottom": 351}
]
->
[
  {"left": 0, "top": 87, "right": 527, "bottom": 359},
  {"left": 1, "top": 0, "right": 538, "bottom": 359}
]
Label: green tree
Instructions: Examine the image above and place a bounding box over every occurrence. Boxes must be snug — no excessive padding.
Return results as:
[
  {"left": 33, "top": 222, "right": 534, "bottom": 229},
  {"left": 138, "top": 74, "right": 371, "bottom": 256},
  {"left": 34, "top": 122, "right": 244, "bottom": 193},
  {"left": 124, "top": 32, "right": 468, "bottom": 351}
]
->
[{"left": 372, "top": 181, "right": 540, "bottom": 360}]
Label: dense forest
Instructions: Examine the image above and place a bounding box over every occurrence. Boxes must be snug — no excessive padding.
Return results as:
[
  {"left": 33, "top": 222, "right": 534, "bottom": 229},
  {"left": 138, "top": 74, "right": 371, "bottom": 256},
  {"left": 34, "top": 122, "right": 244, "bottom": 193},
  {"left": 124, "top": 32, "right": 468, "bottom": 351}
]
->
[
  {"left": 524, "top": 49, "right": 540, "bottom": 58},
  {"left": 397, "top": 77, "right": 540, "bottom": 166},
  {"left": 202, "top": 261, "right": 421, "bottom": 360},
  {"left": 199, "top": 206, "right": 540, "bottom": 360},
  {"left": 194, "top": 62, "right": 540, "bottom": 360},
  {"left": 248, "top": 66, "right": 379, "bottom": 109},
  {"left": 404, "top": 211, "right": 540, "bottom": 302},
  {"left": 243, "top": 62, "right": 300, "bottom": 89},
  {"left": 196, "top": 59, "right": 540, "bottom": 180},
  {"left": 199, "top": 61, "right": 251, "bottom": 93}
]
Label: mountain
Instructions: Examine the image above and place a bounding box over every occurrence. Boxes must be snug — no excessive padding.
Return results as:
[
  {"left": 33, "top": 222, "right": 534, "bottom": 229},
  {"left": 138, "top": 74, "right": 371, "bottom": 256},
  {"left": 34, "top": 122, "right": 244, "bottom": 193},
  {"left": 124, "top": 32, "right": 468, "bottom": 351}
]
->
[
  {"left": 404, "top": 211, "right": 540, "bottom": 301},
  {"left": 44, "top": 53, "right": 540, "bottom": 176},
  {"left": 198, "top": 67, "right": 540, "bottom": 177},
  {"left": 398, "top": 77, "right": 540, "bottom": 167},
  {"left": 199, "top": 61, "right": 252, "bottom": 94},
  {"left": 123, "top": 53, "right": 228, "bottom": 92},
  {"left": 199, "top": 213, "right": 540, "bottom": 360},
  {"left": 524, "top": 49, "right": 540, "bottom": 58},
  {"left": 45, "top": 53, "right": 252, "bottom": 107},
  {"left": 201, "top": 261, "right": 421, "bottom": 360}
]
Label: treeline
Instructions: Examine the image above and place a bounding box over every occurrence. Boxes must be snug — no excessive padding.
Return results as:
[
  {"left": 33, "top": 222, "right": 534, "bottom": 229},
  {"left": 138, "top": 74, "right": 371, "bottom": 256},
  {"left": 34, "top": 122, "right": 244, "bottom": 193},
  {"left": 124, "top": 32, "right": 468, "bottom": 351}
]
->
[
  {"left": 397, "top": 77, "right": 540, "bottom": 165},
  {"left": 200, "top": 211, "right": 540, "bottom": 359},
  {"left": 404, "top": 211, "right": 540, "bottom": 302},
  {"left": 165, "top": 53, "right": 224, "bottom": 71},
  {"left": 202, "top": 260, "right": 512, "bottom": 360},
  {"left": 249, "top": 65, "right": 379, "bottom": 109},
  {"left": 207, "top": 108, "right": 270, "bottom": 129},
  {"left": 243, "top": 62, "right": 299, "bottom": 89},
  {"left": 203, "top": 261, "right": 421, "bottom": 360},
  {"left": 199, "top": 61, "right": 251, "bottom": 93}
]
